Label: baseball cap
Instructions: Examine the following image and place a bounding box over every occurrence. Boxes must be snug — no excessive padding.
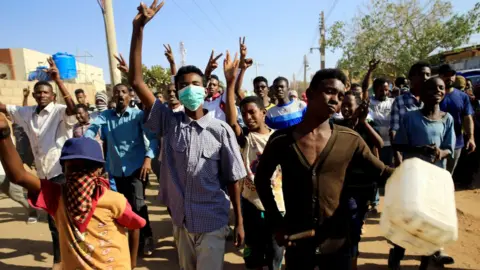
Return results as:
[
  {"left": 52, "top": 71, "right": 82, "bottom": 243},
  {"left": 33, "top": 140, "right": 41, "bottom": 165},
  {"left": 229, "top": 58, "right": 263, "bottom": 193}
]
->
[
  {"left": 438, "top": 64, "right": 456, "bottom": 76},
  {"left": 60, "top": 137, "right": 105, "bottom": 165}
]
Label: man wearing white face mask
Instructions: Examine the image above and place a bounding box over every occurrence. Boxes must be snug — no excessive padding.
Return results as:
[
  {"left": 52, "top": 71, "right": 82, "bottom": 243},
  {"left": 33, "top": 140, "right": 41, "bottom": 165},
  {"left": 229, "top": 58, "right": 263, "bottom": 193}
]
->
[{"left": 128, "top": 2, "right": 246, "bottom": 269}]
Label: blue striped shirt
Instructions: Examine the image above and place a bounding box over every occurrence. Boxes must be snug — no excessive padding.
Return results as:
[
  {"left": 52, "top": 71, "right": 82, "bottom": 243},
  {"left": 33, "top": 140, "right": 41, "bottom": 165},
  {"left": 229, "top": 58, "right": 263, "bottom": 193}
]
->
[{"left": 265, "top": 100, "right": 307, "bottom": 130}]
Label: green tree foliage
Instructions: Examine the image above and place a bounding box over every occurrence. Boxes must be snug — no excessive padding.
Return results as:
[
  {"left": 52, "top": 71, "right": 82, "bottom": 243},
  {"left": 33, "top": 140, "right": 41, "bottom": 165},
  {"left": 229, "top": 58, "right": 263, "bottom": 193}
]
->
[
  {"left": 121, "top": 65, "right": 172, "bottom": 93},
  {"left": 327, "top": 0, "right": 480, "bottom": 79}
]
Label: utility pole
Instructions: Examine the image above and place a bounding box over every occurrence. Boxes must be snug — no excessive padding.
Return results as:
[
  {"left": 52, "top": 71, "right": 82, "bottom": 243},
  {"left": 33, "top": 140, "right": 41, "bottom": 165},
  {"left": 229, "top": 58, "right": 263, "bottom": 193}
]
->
[
  {"left": 98, "top": 0, "right": 121, "bottom": 85},
  {"left": 320, "top": 11, "right": 326, "bottom": 70},
  {"left": 292, "top": 73, "right": 296, "bottom": 90},
  {"left": 303, "top": 54, "right": 309, "bottom": 90},
  {"left": 179, "top": 42, "right": 186, "bottom": 67},
  {"left": 310, "top": 11, "right": 326, "bottom": 70},
  {"left": 254, "top": 62, "right": 264, "bottom": 77}
]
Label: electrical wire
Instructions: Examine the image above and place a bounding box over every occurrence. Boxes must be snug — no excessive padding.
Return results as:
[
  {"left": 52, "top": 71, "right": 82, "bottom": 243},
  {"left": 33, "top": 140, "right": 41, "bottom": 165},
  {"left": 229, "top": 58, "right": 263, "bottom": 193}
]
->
[
  {"left": 191, "top": 0, "right": 225, "bottom": 36},
  {"left": 171, "top": 0, "right": 208, "bottom": 35},
  {"left": 325, "top": 0, "right": 339, "bottom": 23},
  {"left": 208, "top": 0, "right": 233, "bottom": 32}
]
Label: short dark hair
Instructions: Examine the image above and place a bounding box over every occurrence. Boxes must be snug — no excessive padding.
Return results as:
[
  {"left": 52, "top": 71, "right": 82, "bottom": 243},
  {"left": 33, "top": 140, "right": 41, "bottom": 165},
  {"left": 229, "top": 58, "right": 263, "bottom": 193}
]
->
[
  {"left": 394, "top": 76, "right": 407, "bottom": 87},
  {"left": 34, "top": 81, "right": 53, "bottom": 92},
  {"left": 74, "top": 89, "right": 85, "bottom": 95},
  {"left": 253, "top": 76, "right": 268, "bottom": 86},
  {"left": 350, "top": 83, "right": 361, "bottom": 89},
  {"left": 309, "top": 69, "right": 347, "bottom": 90},
  {"left": 75, "top": 103, "right": 89, "bottom": 113},
  {"left": 154, "top": 91, "right": 163, "bottom": 96},
  {"left": 210, "top": 74, "right": 219, "bottom": 82},
  {"left": 239, "top": 96, "right": 265, "bottom": 110},
  {"left": 175, "top": 65, "right": 206, "bottom": 87},
  {"left": 273, "top": 77, "right": 289, "bottom": 87},
  {"left": 408, "top": 61, "right": 431, "bottom": 79},
  {"left": 373, "top": 78, "right": 388, "bottom": 90}
]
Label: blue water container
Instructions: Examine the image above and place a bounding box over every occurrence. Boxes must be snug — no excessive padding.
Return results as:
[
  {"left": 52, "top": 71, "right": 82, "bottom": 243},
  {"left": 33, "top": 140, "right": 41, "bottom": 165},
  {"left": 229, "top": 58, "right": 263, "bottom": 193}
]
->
[
  {"left": 28, "top": 66, "right": 50, "bottom": 81},
  {"left": 52, "top": 52, "right": 77, "bottom": 80}
]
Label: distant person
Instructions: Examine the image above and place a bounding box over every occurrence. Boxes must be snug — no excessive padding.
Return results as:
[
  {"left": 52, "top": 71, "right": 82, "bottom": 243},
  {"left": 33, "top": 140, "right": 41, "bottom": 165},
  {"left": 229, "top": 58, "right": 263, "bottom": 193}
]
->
[
  {"left": 350, "top": 83, "right": 363, "bottom": 100},
  {"left": 90, "top": 91, "right": 109, "bottom": 120},
  {"left": 108, "top": 100, "right": 116, "bottom": 110},
  {"left": 394, "top": 76, "right": 409, "bottom": 94},
  {"left": 74, "top": 89, "right": 95, "bottom": 111},
  {"left": 253, "top": 76, "right": 275, "bottom": 109},
  {"left": 204, "top": 74, "right": 227, "bottom": 121},
  {"left": 390, "top": 62, "right": 431, "bottom": 167},
  {"left": 453, "top": 75, "right": 466, "bottom": 91},
  {"left": 73, "top": 104, "right": 92, "bottom": 138},
  {"left": 266, "top": 77, "right": 307, "bottom": 129},
  {"left": 391, "top": 77, "right": 455, "bottom": 269},
  {"left": 154, "top": 91, "right": 165, "bottom": 103},
  {"left": 438, "top": 64, "right": 476, "bottom": 174}
]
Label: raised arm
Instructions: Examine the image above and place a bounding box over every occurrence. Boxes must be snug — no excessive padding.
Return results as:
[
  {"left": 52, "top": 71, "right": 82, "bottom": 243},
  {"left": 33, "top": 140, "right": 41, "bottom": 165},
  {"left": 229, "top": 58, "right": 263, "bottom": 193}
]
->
[
  {"left": 223, "top": 51, "right": 243, "bottom": 137},
  {"left": 46, "top": 57, "right": 76, "bottom": 115},
  {"left": 235, "top": 37, "right": 253, "bottom": 101},
  {"left": 0, "top": 113, "right": 40, "bottom": 192},
  {"left": 361, "top": 59, "right": 379, "bottom": 101},
  {"left": 163, "top": 44, "right": 177, "bottom": 76},
  {"left": 128, "top": 1, "right": 165, "bottom": 111},
  {"left": 204, "top": 50, "right": 223, "bottom": 80},
  {"left": 22, "top": 87, "right": 30, "bottom": 106}
]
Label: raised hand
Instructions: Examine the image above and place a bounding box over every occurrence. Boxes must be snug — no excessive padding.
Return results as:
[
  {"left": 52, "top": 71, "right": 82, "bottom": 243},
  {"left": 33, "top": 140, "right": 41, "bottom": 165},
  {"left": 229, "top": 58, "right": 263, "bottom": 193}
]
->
[
  {"left": 114, "top": 54, "right": 129, "bottom": 74},
  {"left": 163, "top": 44, "right": 174, "bottom": 64},
  {"left": 239, "top": 36, "right": 253, "bottom": 70},
  {"left": 223, "top": 50, "right": 239, "bottom": 84},
  {"left": 45, "top": 57, "right": 60, "bottom": 81},
  {"left": 23, "top": 86, "right": 30, "bottom": 98},
  {"left": 133, "top": 0, "right": 165, "bottom": 27},
  {"left": 355, "top": 100, "right": 370, "bottom": 124},
  {"left": 205, "top": 50, "right": 223, "bottom": 76},
  {"left": 369, "top": 59, "right": 380, "bottom": 71}
]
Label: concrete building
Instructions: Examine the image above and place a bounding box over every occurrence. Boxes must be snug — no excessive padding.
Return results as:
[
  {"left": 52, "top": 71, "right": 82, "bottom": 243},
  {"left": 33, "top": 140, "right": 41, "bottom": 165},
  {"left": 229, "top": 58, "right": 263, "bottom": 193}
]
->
[{"left": 0, "top": 48, "right": 106, "bottom": 90}]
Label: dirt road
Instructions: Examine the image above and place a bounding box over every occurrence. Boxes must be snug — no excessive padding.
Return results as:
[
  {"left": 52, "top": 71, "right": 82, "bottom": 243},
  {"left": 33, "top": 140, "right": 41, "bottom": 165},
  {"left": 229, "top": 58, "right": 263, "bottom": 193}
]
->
[{"left": 0, "top": 181, "right": 478, "bottom": 269}]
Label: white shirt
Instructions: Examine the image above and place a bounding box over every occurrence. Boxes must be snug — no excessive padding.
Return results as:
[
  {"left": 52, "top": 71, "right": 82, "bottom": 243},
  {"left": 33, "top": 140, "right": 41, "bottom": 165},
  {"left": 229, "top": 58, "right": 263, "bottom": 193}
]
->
[
  {"left": 369, "top": 97, "right": 394, "bottom": 146},
  {"left": 7, "top": 102, "right": 77, "bottom": 179}
]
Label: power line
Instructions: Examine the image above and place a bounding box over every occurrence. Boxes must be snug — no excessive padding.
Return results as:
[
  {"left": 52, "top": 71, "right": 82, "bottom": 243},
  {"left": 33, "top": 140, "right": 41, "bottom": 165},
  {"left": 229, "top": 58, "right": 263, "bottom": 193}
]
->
[
  {"left": 208, "top": 0, "right": 233, "bottom": 32},
  {"left": 171, "top": 0, "right": 208, "bottom": 35},
  {"left": 191, "top": 0, "right": 224, "bottom": 36},
  {"left": 325, "top": 0, "right": 339, "bottom": 23}
]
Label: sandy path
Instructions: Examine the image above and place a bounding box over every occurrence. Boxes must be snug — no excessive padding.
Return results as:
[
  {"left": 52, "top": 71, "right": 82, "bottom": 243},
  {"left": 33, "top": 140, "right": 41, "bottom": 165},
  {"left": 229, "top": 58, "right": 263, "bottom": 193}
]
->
[{"left": 0, "top": 181, "right": 478, "bottom": 269}]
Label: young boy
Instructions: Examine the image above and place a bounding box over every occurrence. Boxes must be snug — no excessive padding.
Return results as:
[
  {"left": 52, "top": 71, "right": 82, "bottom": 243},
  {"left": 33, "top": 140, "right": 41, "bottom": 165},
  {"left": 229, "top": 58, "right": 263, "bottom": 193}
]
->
[
  {"left": 255, "top": 69, "right": 393, "bottom": 269},
  {"left": 0, "top": 115, "right": 146, "bottom": 269},
  {"left": 391, "top": 77, "right": 455, "bottom": 269},
  {"left": 223, "top": 52, "right": 285, "bottom": 270},
  {"left": 334, "top": 92, "right": 384, "bottom": 269}
]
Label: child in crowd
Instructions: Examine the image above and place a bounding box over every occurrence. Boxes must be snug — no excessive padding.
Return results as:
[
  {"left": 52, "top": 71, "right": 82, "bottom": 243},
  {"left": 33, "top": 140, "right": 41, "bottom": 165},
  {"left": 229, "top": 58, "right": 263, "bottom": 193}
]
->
[
  {"left": 334, "top": 92, "right": 384, "bottom": 269},
  {"left": 0, "top": 115, "right": 146, "bottom": 270},
  {"left": 223, "top": 52, "right": 285, "bottom": 270},
  {"left": 391, "top": 77, "right": 455, "bottom": 269}
]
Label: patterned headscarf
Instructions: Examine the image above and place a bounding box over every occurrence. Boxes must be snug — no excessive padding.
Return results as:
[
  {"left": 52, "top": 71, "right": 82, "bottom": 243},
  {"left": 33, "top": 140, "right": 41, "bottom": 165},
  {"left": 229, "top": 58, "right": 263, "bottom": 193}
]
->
[
  {"left": 65, "top": 171, "right": 109, "bottom": 233},
  {"left": 95, "top": 92, "right": 108, "bottom": 112}
]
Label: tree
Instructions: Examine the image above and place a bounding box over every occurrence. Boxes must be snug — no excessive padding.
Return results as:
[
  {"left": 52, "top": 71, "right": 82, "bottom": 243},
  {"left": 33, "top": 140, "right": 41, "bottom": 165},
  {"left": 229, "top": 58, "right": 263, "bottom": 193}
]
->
[
  {"left": 121, "top": 64, "right": 172, "bottom": 93},
  {"left": 327, "top": 0, "right": 480, "bottom": 79}
]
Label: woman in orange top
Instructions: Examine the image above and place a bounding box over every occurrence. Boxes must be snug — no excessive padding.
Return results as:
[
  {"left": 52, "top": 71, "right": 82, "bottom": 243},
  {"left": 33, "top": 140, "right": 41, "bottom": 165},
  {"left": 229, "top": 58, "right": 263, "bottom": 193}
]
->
[{"left": 0, "top": 113, "right": 145, "bottom": 270}]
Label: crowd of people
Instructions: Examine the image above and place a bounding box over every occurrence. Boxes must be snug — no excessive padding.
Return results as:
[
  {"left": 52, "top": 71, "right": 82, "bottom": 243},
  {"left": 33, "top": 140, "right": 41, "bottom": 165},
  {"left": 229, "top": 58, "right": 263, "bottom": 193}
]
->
[{"left": 0, "top": 1, "right": 479, "bottom": 270}]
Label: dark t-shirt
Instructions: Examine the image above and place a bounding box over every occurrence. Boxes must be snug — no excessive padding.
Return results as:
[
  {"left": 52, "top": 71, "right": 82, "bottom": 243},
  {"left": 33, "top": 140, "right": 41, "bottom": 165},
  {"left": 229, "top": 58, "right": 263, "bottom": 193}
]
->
[{"left": 440, "top": 88, "right": 474, "bottom": 149}]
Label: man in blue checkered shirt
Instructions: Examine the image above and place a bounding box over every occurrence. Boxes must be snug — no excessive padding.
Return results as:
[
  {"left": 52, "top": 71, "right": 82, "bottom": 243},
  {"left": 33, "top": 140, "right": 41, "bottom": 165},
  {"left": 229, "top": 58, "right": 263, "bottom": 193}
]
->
[
  {"left": 128, "top": 3, "right": 247, "bottom": 269},
  {"left": 389, "top": 62, "right": 430, "bottom": 167}
]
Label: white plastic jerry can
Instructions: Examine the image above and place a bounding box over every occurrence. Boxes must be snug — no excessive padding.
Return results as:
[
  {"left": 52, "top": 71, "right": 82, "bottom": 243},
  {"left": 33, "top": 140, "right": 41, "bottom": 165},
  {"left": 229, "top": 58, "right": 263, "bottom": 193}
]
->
[{"left": 380, "top": 158, "right": 458, "bottom": 255}]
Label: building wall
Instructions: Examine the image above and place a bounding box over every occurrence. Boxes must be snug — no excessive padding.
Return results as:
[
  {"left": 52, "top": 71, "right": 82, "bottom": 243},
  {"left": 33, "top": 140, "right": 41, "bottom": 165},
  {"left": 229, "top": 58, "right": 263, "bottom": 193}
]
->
[
  {"left": 1, "top": 48, "right": 106, "bottom": 87},
  {"left": 0, "top": 79, "right": 98, "bottom": 106},
  {"left": 0, "top": 49, "right": 15, "bottom": 80}
]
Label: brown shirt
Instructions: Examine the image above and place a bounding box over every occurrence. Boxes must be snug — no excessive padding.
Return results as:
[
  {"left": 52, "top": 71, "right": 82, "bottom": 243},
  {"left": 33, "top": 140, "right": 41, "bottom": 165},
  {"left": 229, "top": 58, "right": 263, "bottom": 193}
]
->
[{"left": 254, "top": 123, "right": 393, "bottom": 240}]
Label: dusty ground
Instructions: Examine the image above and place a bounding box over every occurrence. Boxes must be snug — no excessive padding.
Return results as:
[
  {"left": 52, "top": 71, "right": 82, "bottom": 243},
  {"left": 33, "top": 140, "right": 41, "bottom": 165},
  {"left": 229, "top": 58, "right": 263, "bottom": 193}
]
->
[{"left": 0, "top": 181, "right": 478, "bottom": 270}]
